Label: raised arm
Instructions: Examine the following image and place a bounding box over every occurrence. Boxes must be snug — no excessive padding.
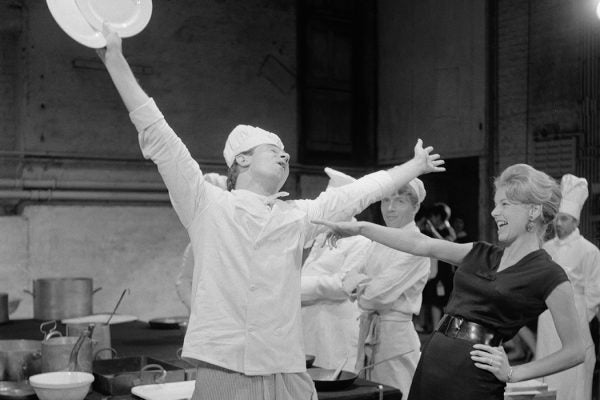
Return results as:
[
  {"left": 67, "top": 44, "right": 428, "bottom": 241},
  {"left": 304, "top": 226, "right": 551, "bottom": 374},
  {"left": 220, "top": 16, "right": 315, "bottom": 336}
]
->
[
  {"left": 96, "top": 26, "right": 149, "bottom": 112},
  {"left": 313, "top": 220, "right": 472, "bottom": 266}
]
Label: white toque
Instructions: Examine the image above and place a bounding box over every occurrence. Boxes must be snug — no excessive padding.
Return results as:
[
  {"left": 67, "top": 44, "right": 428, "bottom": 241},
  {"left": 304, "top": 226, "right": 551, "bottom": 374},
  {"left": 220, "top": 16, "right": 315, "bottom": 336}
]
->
[
  {"left": 223, "top": 125, "right": 284, "bottom": 168},
  {"left": 408, "top": 178, "right": 426, "bottom": 204},
  {"left": 559, "top": 174, "right": 588, "bottom": 221}
]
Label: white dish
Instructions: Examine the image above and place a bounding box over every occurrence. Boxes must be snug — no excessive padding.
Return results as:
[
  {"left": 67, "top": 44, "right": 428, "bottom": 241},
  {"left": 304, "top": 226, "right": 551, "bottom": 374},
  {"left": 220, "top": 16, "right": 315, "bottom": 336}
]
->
[
  {"left": 47, "top": 0, "right": 106, "bottom": 48},
  {"left": 131, "top": 380, "right": 195, "bottom": 400},
  {"left": 74, "top": 0, "right": 152, "bottom": 38},
  {"left": 62, "top": 313, "right": 137, "bottom": 325},
  {"left": 46, "top": 0, "right": 152, "bottom": 48},
  {"left": 505, "top": 379, "right": 547, "bottom": 392}
]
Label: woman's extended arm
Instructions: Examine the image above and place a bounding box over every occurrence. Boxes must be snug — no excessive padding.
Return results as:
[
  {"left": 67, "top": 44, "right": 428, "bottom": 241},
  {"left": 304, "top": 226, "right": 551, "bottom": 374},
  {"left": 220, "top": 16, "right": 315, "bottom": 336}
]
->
[{"left": 313, "top": 219, "right": 473, "bottom": 266}]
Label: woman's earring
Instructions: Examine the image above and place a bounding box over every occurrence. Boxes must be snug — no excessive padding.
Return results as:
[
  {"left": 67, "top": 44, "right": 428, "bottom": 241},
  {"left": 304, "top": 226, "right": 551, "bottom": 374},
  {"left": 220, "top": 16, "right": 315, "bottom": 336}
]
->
[{"left": 526, "top": 218, "right": 535, "bottom": 232}]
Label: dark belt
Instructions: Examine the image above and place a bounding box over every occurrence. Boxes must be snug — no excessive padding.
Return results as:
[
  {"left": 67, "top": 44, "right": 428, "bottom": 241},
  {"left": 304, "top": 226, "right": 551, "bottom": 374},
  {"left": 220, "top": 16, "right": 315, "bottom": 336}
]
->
[{"left": 436, "top": 314, "right": 504, "bottom": 346}]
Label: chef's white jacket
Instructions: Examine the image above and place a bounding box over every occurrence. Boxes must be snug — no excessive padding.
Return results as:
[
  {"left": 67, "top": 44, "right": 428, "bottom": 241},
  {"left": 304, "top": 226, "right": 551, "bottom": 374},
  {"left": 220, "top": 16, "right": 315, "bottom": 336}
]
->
[{"left": 130, "top": 99, "right": 395, "bottom": 375}]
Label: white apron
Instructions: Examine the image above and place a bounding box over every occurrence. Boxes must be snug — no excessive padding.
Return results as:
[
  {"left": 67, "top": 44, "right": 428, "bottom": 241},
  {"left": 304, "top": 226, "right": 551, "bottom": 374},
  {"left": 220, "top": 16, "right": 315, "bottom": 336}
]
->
[
  {"left": 536, "top": 290, "right": 595, "bottom": 400},
  {"left": 355, "top": 311, "right": 421, "bottom": 396}
]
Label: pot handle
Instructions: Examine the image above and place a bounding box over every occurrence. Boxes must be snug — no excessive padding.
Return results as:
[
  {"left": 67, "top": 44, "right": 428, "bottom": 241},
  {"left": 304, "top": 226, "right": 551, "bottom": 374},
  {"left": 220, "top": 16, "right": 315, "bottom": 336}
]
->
[
  {"left": 93, "top": 287, "right": 102, "bottom": 294},
  {"left": 44, "top": 330, "right": 63, "bottom": 341},
  {"left": 23, "top": 289, "right": 34, "bottom": 298},
  {"left": 93, "top": 347, "right": 118, "bottom": 360},
  {"left": 140, "top": 364, "right": 167, "bottom": 384}
]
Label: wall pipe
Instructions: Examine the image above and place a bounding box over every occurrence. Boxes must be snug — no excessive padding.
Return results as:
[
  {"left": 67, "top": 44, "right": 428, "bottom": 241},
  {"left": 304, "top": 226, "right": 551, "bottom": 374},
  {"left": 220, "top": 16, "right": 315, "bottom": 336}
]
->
[
  {"left": 0, "top": 178, "right": 166, "bottom": 192},
  {"left": 0, "top": 189, "right": 170, "bottom": 202}
]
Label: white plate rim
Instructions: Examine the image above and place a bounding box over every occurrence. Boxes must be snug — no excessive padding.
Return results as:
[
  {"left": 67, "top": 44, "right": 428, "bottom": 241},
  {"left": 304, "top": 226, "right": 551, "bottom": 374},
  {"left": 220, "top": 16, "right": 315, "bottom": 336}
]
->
[
  {"left": 74, "top": 0, "right": 153, "bottom": 38},
  {"left": 131, "top": 380, "right": 196, "bottom": 400},
  {"left": 46, "top": 0, "right": 106, "bottom": 48}
]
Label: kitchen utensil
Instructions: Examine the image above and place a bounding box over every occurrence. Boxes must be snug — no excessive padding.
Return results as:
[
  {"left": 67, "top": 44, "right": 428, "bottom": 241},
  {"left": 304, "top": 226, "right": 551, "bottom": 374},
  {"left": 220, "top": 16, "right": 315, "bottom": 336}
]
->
[
  {"left": 92, "top": 356, "right": 185, "bottom": 395},
  {"left": 67, "top": 323, "right": 111, "bottom": 360},
  {"left": 0, "top": 294, "right": 8, "bottom": 324},
  {"left": 0, "top": 380, "right": 37, "bottom": 400},
  {"left": 307, "top": 368, "right": 358, "bottom": 391},
  {"left": 148, "top": 316, "right": 188, "bottom": 329},
  {"left": 67, "top": 325, "right": 95, "bottom": 372},
  {"left": 329, "top": 354, "right": 348, "bottom": 380},
  {"left": 0, "top": 340, "right": 42, "bottom": 381},
  {"left": 24, "top": 278, "right": 101, "bottom": 321},
  {"left": 41, "top": 334, "right": 93, "bottom": 373},
  {"left": 29, "top": 371, "right": 94, "bottom": 400},
  {"left": 62, "top": 313, "right": 136, "bottom": 325},
  {"left": 305, "top": 354, "right": 315, "bottom": 368},
  {"left": 105, "top": 289, "right": 129, "bottom": 325},
  {"left": 39, "top": 321, "right": 61, "bottom": 341},
  {"left": 355, "top": 349, "right": 416, "bottom": 375}
]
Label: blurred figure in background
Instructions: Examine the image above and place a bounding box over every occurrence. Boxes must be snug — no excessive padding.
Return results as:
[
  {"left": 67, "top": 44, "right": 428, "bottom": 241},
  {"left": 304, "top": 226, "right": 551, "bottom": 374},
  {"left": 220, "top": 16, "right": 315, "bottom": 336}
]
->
[
  {"left": 301, "top": 168, "right": 371, "bottom": 370},
  {"left": 536, "top": 174, "right": 600, "bottom": 400}
]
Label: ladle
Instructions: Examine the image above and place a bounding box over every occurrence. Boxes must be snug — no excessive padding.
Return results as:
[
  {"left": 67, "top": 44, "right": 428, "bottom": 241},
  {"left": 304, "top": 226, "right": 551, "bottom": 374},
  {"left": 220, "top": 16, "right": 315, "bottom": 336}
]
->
[
  {"left": 356, "top": 349, "right": 416, "bottom": 375},
  {"left": 106, "top": 288, "right": 129, "bottom": 325}
]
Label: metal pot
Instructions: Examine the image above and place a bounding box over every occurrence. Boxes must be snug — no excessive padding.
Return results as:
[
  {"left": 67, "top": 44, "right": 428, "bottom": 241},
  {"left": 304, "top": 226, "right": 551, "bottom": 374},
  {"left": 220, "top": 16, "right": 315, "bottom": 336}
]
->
[
  {"left": 41, "top": 332, "right": 93, "bottom": 373},
  {"left": 0, "top": 339, "right": 42, "bottom": 381},
  {"left": 24, "top": 278, "right": 102, "bottom": 320}
]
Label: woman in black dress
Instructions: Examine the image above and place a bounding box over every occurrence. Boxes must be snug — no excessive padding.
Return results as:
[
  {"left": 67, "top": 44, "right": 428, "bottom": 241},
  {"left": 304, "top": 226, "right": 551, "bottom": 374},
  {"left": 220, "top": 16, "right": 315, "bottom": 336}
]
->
[{"left": 314, "top": 164, "right": 585, "bottom": 400}]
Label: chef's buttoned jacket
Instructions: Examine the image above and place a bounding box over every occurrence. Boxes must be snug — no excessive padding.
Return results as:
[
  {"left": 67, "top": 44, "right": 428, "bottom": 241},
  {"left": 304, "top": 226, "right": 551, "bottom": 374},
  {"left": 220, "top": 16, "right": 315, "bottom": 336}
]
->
[{"left": 130, "top": 99, "right": 394, "bottom": 376}]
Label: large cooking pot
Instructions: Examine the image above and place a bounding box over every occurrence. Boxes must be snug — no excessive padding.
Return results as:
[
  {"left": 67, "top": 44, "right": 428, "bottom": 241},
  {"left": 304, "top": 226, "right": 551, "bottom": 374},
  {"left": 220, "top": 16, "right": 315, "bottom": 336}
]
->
[
  {"left": 0, "top": 339, "right": 42, "bottom": 381},
  {"left": 24, "top": 278, "right": 102, "bottom": 320}
]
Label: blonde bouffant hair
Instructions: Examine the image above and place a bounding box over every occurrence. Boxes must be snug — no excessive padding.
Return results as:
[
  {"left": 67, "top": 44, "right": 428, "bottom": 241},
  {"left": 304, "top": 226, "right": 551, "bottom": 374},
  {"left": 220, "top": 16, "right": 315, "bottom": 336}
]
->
[{"left": 494, "top": 164, "right": 561, "bottom": 227}]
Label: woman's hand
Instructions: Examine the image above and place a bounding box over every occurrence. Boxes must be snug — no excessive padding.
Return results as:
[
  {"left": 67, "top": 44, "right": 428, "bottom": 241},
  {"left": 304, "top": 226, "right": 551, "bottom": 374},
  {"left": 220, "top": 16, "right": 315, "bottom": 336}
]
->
[
  {"left": 413, "top": 138, "right": 445, "bottom": 174},
  {"left": 312, "top": 219, "right": 362, "bottom": 248},
  {"left": 470, "top": 344, "right": 513, "bottom": 382}
]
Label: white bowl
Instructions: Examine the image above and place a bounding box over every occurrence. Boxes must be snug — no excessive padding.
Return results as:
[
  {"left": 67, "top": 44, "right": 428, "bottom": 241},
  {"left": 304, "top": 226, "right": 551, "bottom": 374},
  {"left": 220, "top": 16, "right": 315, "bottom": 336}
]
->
[{"left": 29, "top": 371, "right": 94, "bottom": 400}]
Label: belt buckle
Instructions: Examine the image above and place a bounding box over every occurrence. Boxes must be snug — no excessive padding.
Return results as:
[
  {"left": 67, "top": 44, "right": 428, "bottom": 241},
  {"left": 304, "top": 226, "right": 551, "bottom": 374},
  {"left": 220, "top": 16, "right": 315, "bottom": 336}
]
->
[{"left": 452, "top": 317, "right": 464, "bottom": 338}]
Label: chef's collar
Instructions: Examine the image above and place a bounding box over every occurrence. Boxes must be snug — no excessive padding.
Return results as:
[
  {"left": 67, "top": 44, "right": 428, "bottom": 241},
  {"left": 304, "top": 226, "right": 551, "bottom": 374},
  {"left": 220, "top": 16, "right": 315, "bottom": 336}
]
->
[
  {"left": 232, "top": 189, "right": 289, "bottom": 206},
  {"left": 552, "top": 228, "right": 581, "bottom": 246}
]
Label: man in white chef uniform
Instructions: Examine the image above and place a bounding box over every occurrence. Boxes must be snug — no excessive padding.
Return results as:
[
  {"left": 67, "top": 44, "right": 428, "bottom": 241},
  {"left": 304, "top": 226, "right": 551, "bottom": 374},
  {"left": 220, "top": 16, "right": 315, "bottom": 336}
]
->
[
  {"left": 301, "top": 168, "right": 372, "bottom": 371},
  {"left": 536, "top": 174, "right": 600, "bottom": 400},
  {"left": 97, "top": 28, "right": 444, "bottom": 400}
]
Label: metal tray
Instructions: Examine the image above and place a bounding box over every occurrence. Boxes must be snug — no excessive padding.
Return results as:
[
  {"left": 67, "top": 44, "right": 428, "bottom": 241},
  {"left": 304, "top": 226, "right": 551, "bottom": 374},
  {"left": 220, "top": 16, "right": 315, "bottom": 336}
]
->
[{"left": 92, "top": 356, "right": 186, "bottom": 395}]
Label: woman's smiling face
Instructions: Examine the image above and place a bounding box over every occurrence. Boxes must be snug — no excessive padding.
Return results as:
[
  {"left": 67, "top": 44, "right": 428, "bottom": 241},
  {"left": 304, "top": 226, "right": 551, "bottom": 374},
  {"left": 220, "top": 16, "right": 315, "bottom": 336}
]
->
[{"left": 491, "top": 187, "right": 531, "bottom": 244}]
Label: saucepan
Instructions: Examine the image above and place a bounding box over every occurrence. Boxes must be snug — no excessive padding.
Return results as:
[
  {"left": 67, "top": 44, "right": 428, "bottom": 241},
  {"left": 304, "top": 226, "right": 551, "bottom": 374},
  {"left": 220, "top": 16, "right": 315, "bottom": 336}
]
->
[{"left": 307, "top": 368, "right": 358, "bottom": 391}]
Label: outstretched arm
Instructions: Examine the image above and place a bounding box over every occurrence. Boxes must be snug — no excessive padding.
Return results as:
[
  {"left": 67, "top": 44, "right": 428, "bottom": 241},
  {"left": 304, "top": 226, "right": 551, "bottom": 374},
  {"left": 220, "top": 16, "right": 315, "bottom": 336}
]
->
[
  {"left": 313, "top": 219, "right": 472, "bottom": 266},
  {"left": 387, "top": 139, "right": 445, "bottom": 186},
  {"left": 96, "top": 26, "right": 149, "bottom": 112}
]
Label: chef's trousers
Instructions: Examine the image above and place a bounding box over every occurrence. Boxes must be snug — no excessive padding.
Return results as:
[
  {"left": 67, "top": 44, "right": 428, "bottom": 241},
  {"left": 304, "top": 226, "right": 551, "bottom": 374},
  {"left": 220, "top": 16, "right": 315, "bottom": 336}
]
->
[{"left": 192, "top": 361, "right": 318, "bottom": 400}]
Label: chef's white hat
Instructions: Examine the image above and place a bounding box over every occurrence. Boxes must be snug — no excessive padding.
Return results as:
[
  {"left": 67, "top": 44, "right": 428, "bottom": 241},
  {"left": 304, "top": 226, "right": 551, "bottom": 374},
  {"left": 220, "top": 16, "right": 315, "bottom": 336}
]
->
[
  {"left": 408, "top": 178, "right": 426, "bottom": 204},
  {"left": 324, "top": 167, "right": 356, "bottom": 188},
  {"left": 223, "top": 125, "right": 284, "bottom": 168},
  {"left": 559, "top": 174, "right": 588, "bottom": 220}
]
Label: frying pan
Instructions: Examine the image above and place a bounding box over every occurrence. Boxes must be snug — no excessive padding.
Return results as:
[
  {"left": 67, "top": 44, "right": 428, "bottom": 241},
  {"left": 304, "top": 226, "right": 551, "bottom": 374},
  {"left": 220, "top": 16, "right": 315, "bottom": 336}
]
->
[
  {"left": 148, "top": 316, "right": 188, "bottom": 330},
  {"left": 307, "top": 368, "right": 358, "bottom": 391}
]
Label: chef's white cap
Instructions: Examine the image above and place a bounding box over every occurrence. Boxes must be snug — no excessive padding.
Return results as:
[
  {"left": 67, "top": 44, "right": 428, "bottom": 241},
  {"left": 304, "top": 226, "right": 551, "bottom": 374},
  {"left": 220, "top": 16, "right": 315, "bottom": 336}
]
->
[
  {"left": 324, "top": 167, "right": 356, "bottom": 189},
  {"left": 223, "top": 125, "right": 284, "bottom": 168},
  {"left": 408, "top": 178, "right": 426, "bottom": 204},
  {"left": 559, "top": 174, "right": 588, "bottom": 220}
]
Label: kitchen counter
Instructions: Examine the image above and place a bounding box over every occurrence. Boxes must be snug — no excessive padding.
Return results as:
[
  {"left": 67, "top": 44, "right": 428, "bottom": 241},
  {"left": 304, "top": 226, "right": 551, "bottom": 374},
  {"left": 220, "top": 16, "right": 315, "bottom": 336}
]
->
[{"left": 0, "top": 319, "right": 403, "bottom": 400}]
